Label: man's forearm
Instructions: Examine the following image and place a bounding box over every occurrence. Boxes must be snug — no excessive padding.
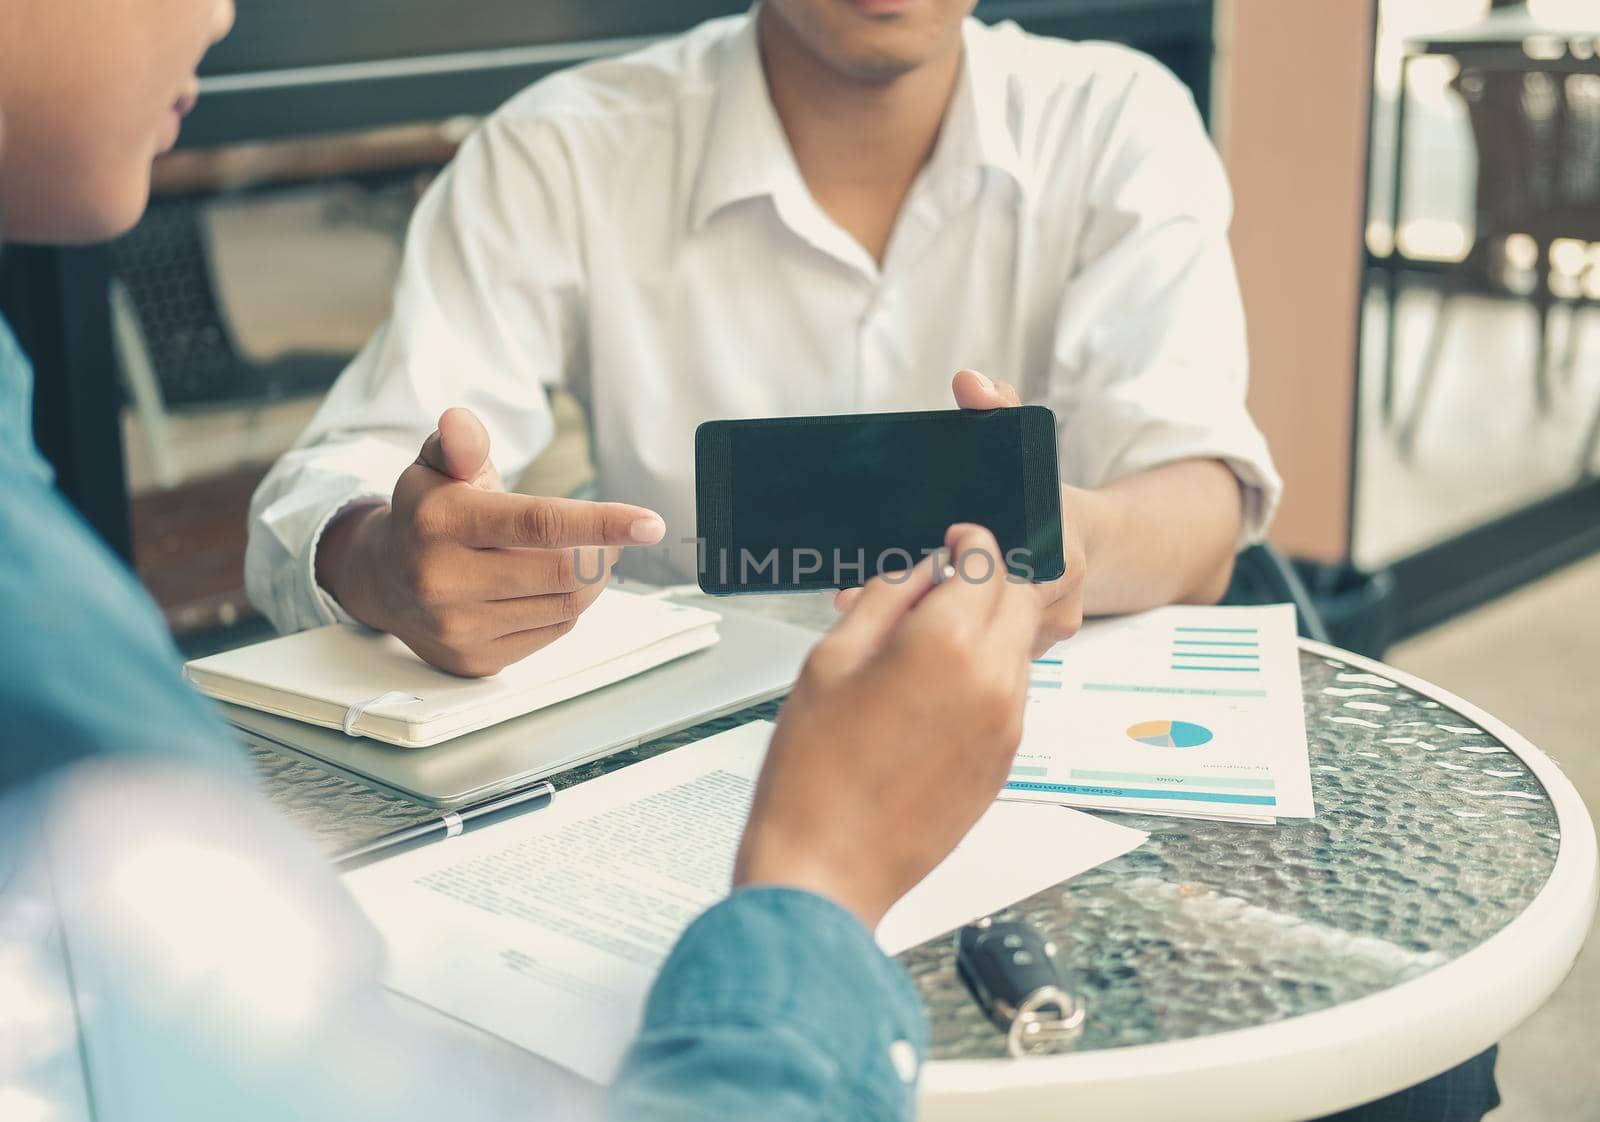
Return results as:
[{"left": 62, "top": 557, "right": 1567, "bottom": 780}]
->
[{"left": 1068, "top": 458, "right": 1243, "bottom": 616}]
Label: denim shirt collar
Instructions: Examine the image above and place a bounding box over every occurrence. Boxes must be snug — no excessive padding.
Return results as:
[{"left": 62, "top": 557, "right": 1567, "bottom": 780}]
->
[{"left": 0, "top": 311, "right": 56, "bottom": 486}]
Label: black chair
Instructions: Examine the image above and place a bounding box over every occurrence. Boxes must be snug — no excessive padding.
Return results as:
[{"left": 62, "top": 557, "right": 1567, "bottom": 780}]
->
[
  {"left": 1222, "top": 543, "right": 1332, "bottom": 646},
  {"left": 1584, "top": 384, "right": 1600, "bottom": 473},
  {"left": 110, "top": 199, "right": 357, "bottom": 410},
  {"left": 1396, "top": 55, "right": 1600, "bottom": 469}
]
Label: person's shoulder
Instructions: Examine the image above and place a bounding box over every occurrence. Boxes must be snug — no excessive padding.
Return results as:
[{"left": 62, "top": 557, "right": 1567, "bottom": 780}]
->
[
  {"left": 486, "top": 15, "right": 740, "bottom": 145},
  {"left": 0, "top": 458, "right": 171, "bottom": 676},
  {"left": 0, "top": 456, "right": 235, "bottom": 788},
  {"left": 972, "top": 19, "right": 1218, "bottom": 202},
  {"left": 974, "top": 19, "right": 1201, "bottom": 126}
]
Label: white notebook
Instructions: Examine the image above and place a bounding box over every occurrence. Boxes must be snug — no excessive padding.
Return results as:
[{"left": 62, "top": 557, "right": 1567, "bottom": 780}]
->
[{"left": 185, "top": 589, "right": 721, "bottom": 748}]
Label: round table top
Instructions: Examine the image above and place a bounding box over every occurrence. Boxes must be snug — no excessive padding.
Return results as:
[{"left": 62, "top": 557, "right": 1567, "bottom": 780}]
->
[{"left": 250, "top": 592, "right": 1598, "bottom": 1122}]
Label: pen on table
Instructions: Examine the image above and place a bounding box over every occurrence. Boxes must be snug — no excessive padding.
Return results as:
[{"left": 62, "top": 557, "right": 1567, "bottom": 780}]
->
[{"left": 333, "top": 781, "right": 557, "bottom": 871}]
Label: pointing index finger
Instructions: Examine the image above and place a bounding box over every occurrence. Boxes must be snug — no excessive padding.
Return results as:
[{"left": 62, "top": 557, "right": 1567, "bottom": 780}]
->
[{"left": 459, "top": 491, "right": 666, "bottom": 549}]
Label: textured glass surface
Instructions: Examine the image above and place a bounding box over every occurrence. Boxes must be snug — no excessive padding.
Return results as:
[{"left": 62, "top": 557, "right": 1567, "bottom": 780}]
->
[{"left": 250, "top": 593, "right": 1560, "bottom": 1058}]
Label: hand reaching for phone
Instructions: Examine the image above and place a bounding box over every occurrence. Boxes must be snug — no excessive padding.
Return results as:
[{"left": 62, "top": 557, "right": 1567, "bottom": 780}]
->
[
  {"left": 316, "top": 407, "right": 666, "bottom": 677},
  {"left": 735, "top": 523, "right": 1044, "bottom": 930}
]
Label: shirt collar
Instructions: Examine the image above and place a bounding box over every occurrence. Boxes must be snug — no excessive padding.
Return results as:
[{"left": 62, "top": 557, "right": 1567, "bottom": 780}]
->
[
  {"left": 690, "top": 16, "right": 805, "bottom": 233},
  {"left": 0, "top": 313, "right": 35, "bottom": 452},
  {"left": 948, "top": 19, "right": 1025, "bottom": 193},
  {"left": 690, "top": 15, "right": 1026, "bottom": 234},
  {"left": 0, "top": 310, "right": 54, "bottom": 486}
]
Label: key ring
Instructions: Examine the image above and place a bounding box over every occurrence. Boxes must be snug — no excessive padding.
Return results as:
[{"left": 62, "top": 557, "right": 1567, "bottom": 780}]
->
[{"left": 1006, "top": 985, "right": 1086, "bottom": 1057}]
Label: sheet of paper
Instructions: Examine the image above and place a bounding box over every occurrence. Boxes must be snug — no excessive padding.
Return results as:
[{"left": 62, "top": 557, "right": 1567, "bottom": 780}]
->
[
  {"left": 875, "top": 797, "right": 1147, "bottom": 957},
  {"left": 1002, "top": 603, "right": 1314, "bottom": 821},
  {"left": 344, "top": 721, "right": 1146, "bottom": 1084}
]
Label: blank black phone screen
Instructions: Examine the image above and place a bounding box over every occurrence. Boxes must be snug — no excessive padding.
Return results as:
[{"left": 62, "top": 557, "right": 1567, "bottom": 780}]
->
[{"left": 717, "top": 410, "right": 1050, "bottom": 588}]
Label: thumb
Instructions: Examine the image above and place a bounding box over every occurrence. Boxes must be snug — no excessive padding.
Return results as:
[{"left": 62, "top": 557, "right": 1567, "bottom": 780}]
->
[
  {"left": 418, "top": 407, "right": 496, "bottom": 486},
  {"left": 951, "top": 368, "right": 1022, "bottom": 410}
]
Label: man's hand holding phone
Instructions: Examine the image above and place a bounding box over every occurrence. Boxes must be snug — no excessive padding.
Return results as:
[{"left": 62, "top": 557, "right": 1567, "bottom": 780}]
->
[
  {"left": 736, "top": 524, "right": 1043, "bottom": 930},
  {"left": 948, "top": 369, "right": 1087, "bottom": 653},
  {"left": 317, "top": 407, "right": 666, "bottom": 677}
]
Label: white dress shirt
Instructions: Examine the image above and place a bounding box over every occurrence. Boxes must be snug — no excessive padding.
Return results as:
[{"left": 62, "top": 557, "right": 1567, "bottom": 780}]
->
[{"left": 247, "top": 12, "right": 1282, "bottom": 634}]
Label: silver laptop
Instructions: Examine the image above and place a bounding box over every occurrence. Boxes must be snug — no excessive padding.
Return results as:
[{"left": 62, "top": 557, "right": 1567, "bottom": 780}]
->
[{"left": 225, "top": 607, "right": 817, "bottom": 806}]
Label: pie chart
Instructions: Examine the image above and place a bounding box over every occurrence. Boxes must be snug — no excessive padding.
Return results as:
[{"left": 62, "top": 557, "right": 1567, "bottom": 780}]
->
[{"left": 1127, "top": 720, "right": 1213, "bottom": 749}]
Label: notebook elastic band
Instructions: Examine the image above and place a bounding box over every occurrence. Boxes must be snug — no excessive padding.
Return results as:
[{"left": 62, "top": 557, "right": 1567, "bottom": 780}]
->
[{"left": 342, "top": 690, "right": 418, "bottom": 736}]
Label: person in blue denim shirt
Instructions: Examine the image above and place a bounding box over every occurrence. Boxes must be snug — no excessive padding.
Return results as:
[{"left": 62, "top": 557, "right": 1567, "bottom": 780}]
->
[{"left": 0, "top": 7, "right": 1046, "bottom": 1120}]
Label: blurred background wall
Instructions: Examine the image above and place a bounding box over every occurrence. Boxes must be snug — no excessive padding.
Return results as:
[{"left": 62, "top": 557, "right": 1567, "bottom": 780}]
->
[{"left": 1216, "top": 0, "right": 1374, "bottom": 565}]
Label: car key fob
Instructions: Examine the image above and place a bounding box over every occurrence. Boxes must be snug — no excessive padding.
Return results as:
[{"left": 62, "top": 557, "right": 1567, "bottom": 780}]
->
[{"left": 955, "top": 916, "right": 1084, "bottom": 1056}]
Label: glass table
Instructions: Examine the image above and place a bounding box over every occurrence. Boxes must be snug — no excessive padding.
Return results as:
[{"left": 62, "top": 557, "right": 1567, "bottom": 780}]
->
[{"left": 251, "top": 592, "right": 1597, "bottom": 1120}]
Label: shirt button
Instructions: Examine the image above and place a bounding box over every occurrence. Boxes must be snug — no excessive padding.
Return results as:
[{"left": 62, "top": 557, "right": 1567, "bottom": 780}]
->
[{"left": 889, "top": 1039, "right": 919, "bottom": 1084}]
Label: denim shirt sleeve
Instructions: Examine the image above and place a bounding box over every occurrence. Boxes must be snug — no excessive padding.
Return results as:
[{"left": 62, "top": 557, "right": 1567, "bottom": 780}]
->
[{"left": 609, "top": 887, "right": 928, "bottom": 1122}]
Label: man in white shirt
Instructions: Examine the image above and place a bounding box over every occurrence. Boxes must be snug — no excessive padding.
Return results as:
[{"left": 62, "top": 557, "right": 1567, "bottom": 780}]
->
[{"left": 247, "top": 0, "right": 1282, "bottom": 675}]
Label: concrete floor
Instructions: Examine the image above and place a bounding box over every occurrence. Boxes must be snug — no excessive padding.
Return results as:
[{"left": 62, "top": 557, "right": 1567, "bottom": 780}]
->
[
  {"left": 1386, "top": 553, "right": 1600, "bottom": 1122},
  {"left": 1354, "top": 287, "right": 1600, "bottom": 571}
]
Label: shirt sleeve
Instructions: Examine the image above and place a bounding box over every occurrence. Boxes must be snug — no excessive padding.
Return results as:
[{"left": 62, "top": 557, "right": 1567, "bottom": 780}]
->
[
  {"left": 246, "top": 109, "right": 586, "bottom": 634},
  {"left": 609, "top": 887, "right": 928, "bottom": 1122},
  {"left": 1042, "top": 56, "right": 1282, "bottom": 546}
]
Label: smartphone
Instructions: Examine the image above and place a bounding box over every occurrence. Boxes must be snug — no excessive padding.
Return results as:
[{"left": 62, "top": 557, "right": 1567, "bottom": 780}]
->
[{"left": 695, "top": 407, "right": 1064, "bottom": 594}]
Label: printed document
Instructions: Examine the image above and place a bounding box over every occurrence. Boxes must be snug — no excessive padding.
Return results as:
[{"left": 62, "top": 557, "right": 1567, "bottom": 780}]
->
[
  {"left": 344, "top": 721, "right": 1146, "bottom": 1083},
  {"left": 1003, "top": 603, "right": 1313, "bottom": 822}
]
